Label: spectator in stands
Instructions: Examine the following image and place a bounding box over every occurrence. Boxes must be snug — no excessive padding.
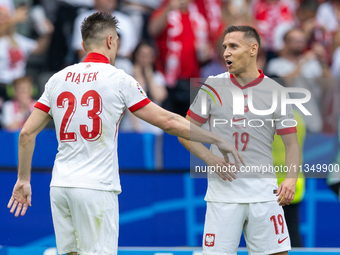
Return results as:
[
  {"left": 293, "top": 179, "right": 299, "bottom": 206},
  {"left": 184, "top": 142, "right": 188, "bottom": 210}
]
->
[
  {"left": 120, "top": 0, "right": 162, "bottom": 42},
  {"left": 148, "top": 0, "right": 212, "bottom": 117},
  {"left": 0, "top": 6, "right": 53, "bottom": 105},
  {"left": 0, "top": 1, "right": 28, "bottom": 36},
  {"left": 72, "top": 0, "right": 137, "bottom": 61},
  {"left": 195, "top": 0, "right": 224, "bottom": 46},
  {"left": 132, "top": 41, "right": 168, "bottom": 105},
  {"left": 327, "top": 113, "right": 340, "bottom": 201},
  {"left": 120, "top": 41, "right": 167, "bottom": 134},
  {"left": 331, "top": 44, "right": 340, "bottom": 79},
  {"left": 316, "top": 0, "right": 339, "bottom": 33},
  {"left": 201, "top": 36, "right": 227, "bottom": 78},
  {"left": 267, "top": 27, "right": 333, "bottom": 133},
  {"left": 274, "top": 0, "right": 332, "bottom": 62},
  {"left": 0, "top": 0, "right": 14, "bottom": 13},
  {"left": 253, "top": 0, "right": 295, "bottom": 59},
  {"left": 326, "top": 0, "right": 340, "bottom": 54},
  {"left": 47, "top": 0, "right": 94, "bottom": 71},
  {"left": 16, "top": 1, "right": 53, "bottom": 39},
  {"left": 114, "top": 33, "right": 134, "bottom": 76},
  {"left": 0, "top": 1, "right": 27, "bottom": 108},
  {"left": 1, "top": 76, "right": 36, "bottom": 131},
  {"left": 325, "top": 37, "right": 340, "bottom": 134},
  {"left": 222, "top": 0, "right": 253, "bottom": 27}
]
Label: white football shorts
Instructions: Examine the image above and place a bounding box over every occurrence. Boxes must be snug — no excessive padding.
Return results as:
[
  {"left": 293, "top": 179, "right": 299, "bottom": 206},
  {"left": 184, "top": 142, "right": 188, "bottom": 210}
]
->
[
  {"left": 203, "top": 201, "right": 291, "bottom": 255},
  {"left": 50, "top": 187, "right": 119, "bottom": 255}
]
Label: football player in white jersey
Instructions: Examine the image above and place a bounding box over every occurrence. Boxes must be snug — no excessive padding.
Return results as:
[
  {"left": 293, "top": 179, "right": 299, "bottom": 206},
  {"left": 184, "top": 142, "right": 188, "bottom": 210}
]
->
[
  {"left": 179, "top": 26, "right": 300, "bottom": 255},
  {"left": 7, "top": 13, "right": 244, "bottom": 255}
]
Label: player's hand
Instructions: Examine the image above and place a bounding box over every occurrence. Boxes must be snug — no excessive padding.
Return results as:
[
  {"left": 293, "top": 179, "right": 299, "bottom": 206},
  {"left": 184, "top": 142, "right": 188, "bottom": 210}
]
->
[
  {"left": 216, "top": 140, "right": 245, "bottom": 170},
  {"left": 8, "top": 180, "right": 32, "bottom": 217},
  {"left": 276, "top": 178, "right": 297, "bottom": 206},
  {"left": 204, "top": 154, "right": 237, "bottom": 182}
]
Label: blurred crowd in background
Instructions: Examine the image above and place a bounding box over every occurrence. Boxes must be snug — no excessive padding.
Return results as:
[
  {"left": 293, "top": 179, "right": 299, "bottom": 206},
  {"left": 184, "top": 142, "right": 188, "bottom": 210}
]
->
[{"left": 0, "top": 0, "right": 339, "bottom": 134}]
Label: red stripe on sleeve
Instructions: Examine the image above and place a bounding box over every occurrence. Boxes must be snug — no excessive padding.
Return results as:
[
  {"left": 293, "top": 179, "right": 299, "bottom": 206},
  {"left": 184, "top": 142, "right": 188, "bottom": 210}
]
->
[
  {"left": 277, "top": 127, "right": 297, "bottom": 135},
  {"left": 187, "top": 109, "right": 207, "bottom": 124},
  {"left": 129, "top": 98, "right": 151, "bottom": 112},
  {"left": 35, "top": 102, "right": 50, "bottom": 113}
]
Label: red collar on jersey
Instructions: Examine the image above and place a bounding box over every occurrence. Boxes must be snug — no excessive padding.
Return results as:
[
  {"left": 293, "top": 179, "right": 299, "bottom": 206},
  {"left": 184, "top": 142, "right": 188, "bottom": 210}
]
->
[
  {"left": 83, "top": 52, "right": 110, "bottom": 64},
  {"left": 230, "top": 70, "right": 264, "bottom": 90}
]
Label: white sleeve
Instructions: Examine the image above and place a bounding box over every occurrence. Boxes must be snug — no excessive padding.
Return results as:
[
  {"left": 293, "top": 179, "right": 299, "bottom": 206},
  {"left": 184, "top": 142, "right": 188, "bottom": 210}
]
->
[
  {"left": 119, "top": 72, "right": 151, "bottom": 112},
  {"left": 35, "top": 79, "right": 53, "bottom": 117},
  {"left": 188, "top": 77, "right": 214, "bottom": 124},
  {"left": 274, "top": 89, "right": 297, "bottom": 135}
]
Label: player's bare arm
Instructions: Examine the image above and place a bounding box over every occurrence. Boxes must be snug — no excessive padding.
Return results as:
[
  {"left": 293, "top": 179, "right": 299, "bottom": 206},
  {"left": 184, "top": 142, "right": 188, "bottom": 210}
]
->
[
  {"left": 133, "top": 102, "right": 245, "bottom": 170},
  {"left": 178, "top": 115, "right": 238, "bottom": 182},
  {"left": 8, "top": 108, "right": 51, "bottom": 217},
  {"left": 276, "top": 132, "right": 300, "bottom": 206}
]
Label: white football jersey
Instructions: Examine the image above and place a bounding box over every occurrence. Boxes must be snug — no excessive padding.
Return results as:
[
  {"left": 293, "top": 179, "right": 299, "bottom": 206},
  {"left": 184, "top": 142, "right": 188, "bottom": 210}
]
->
[
  {"left": 189, "top": 70, "right": 297, "bottom": 203},
  {"left": 35, "top": 53, "right": 150, "bottom": 193}
]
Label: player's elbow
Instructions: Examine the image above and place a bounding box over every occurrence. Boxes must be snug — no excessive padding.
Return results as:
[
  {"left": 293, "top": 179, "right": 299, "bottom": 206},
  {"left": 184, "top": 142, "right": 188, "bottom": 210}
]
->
[{"left": 19, "top": 128, "right": 35, "bottom": 146}]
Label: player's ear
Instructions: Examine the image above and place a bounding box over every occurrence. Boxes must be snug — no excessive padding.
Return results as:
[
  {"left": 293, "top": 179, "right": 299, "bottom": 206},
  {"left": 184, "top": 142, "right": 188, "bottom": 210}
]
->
[
  {"left": 250, "top": 43, "right": 258, "bottom": 57},
  {"left": 107, "top": 35, "right": 113, "bottom": 49},
  {"left": 81, "top": 41, "right": 86, "bottom": 52}
]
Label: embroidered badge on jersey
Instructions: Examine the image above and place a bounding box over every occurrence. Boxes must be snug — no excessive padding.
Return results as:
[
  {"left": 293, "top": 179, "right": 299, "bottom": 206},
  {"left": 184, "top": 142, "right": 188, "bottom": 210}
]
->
[{"left": 205, "top": 233, "right": 215, "bottom": 247}]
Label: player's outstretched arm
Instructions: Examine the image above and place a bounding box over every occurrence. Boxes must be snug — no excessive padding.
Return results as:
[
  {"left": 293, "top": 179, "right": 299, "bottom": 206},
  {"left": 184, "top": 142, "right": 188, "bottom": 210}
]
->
[
  {"left": 8, "top": 108, "right": 51, "bottom": 217},
  {"left": 133, "top": 102, "right": 245, "bottom": 169},
  {"left": 178, "top": 115, "right": 238, "bottom": 182},
  {"left": 276, "top": 133, "right": 300, "bottom": 206}
]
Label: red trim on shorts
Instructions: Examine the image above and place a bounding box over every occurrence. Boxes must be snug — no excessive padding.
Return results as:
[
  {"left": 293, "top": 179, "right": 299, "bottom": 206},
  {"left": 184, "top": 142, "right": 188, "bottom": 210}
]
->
[
  {"left": 277, "top": 127, "right": 297, "bottom": 135},
  {"left": 187, "top": 109, "right": 207, "bottom": 124},
  {"left": 230, "top": 70, "right": 264, "bottom": 90},
  {"left": 35, "top": 102, "right": 50, "bottom": 113},
  {"left": 83, "top": 52, "right": 110, "bottom": 64},
  {"left": 129, "top": 98, "right": 151, "bottom": 112}
]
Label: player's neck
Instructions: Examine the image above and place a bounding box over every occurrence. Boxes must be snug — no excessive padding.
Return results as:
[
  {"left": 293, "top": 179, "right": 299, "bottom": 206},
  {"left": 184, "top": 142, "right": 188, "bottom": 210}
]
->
[
  {"left": 232, "top": 67, "right": 260, "bottom": 87},
  {"left": 87, "top": 50, "right": 113, "bottom": 65}
]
